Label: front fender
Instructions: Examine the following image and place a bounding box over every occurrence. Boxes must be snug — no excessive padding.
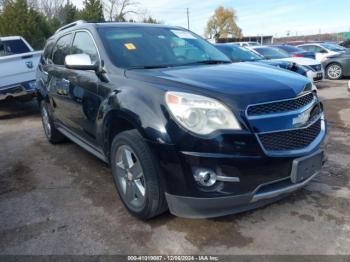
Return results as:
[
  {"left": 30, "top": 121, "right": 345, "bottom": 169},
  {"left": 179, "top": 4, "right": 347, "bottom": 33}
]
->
[{"left": 96, "top": 85, "right": 173, "bottom": 147}]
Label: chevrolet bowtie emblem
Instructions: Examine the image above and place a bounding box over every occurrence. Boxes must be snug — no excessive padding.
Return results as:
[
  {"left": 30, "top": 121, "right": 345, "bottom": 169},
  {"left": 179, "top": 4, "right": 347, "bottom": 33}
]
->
[{"left": 293, "top": 108, "right": 311, "bottom": 127}]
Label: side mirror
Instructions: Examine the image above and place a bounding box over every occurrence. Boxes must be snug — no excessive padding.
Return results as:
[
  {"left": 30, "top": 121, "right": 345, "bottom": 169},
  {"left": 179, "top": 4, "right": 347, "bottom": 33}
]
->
[
  {"left": 319, "top": 49, "right": 328, "bottom": 54},
  {"left": 348, "top": 80, "right": 350, "bottom": 92},
  {"left": 65, "top": 53, "right": 98, "bottom": 70}
]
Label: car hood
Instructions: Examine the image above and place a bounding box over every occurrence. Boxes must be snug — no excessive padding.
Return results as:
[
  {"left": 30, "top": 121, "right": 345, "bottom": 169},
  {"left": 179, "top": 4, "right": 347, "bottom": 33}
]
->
[
  {"left": 126, "top": 63, "right": 310, "bottom": 111},
  {"left": 274, "top": 57, "right": 319, "bottom": 66}
]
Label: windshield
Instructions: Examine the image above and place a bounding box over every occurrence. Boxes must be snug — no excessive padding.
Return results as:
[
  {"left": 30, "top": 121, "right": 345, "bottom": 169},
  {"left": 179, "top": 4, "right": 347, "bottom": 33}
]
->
[
  {"left": 321, "top": 43, "right": 346, "bottom": 52},
  {"left": 253, "top": 47, "right": 290, "bottom": 59},
  {"left": 98, "top": 26, "right": 230, "bottom": 68},
  {"left": 216, "top": 45, "right": 263, "bottom": 62}
]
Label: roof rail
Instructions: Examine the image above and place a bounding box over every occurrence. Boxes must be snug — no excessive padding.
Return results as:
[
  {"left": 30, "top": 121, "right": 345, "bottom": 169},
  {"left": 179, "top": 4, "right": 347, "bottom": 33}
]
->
[{"left": 55, "top": 20, "right": 87, "bottom": 34}]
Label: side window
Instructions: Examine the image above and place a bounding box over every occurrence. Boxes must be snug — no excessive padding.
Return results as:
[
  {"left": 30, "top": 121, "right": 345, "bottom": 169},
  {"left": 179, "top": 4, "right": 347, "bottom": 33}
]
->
[
  {"left": 71, "top": 31, "right": 98, "bottom": 64},
  {"left": 314, "top": 46, "right": 327, "bottom": 53},
  {"left": 300, "top": 45, "right": 311, "bottom": 51},
  {"left": 0, "top": 43, "right": 5, "bottom": 57},
  {"left": 52, "top": 34, "right": 72, "bottom": 65},
  {"left": 43, "top": 41, "right": 54, "bottom": 63}
]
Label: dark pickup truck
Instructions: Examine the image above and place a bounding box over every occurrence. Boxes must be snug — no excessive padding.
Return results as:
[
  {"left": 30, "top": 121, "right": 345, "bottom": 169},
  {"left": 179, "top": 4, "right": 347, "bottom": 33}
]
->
[{"left": 36, "top": 21, "right": 327, "bottom": 219}]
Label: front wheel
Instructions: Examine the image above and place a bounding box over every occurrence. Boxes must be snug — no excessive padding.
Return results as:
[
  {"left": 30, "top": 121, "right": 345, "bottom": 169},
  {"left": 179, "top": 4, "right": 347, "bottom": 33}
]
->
[
  {"left": 326, "top": 63, "right": 343, "bottom": 80},
  {"left": 110, "top": 130, "right": 167, "bottom": 219}
]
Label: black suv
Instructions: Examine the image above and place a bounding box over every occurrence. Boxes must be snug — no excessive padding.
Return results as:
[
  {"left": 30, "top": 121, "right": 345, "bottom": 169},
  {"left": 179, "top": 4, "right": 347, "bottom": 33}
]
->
[{"left": 36, "top": 21, "right": 326, "bottom": 219}]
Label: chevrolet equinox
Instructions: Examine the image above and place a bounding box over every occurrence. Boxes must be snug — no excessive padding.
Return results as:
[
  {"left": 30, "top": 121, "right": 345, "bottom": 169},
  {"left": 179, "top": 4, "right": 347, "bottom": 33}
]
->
[{"left": 36, "top": 21, "right": 327, "bottom": 219}]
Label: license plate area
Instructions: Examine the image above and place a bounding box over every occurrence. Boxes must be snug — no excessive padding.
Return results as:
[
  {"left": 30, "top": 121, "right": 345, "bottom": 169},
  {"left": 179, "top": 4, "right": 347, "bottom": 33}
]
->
[{"left": 291, "top": 150, "right": 323, "bottom": 183}]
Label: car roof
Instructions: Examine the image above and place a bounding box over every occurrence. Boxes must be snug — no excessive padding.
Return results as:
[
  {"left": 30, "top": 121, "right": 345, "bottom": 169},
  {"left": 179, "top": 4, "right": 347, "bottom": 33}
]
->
[
  {"left": 0, "top": 36, "right": 22, "bottom": 41},
  {"left": 298, "top": 43, "right": 321, "bottom": 46},
  {"left": 250, "top": 45, "right": 272, "bottom": 49},
  {"left": 54, "top": 21, "right": 185, "bottom": 36}
]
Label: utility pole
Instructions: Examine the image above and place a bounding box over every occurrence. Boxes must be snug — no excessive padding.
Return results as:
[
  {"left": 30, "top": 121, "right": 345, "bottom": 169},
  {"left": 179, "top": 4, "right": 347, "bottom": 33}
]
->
[{"left": 186, "top": 8, "right": 190, "bottom": 30}]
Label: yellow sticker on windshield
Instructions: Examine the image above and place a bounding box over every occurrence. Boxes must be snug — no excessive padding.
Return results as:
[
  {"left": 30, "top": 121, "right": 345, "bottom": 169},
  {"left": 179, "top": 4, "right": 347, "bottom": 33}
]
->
[{"left": 124, "top": 43, "right": 136, "bottom": 50}]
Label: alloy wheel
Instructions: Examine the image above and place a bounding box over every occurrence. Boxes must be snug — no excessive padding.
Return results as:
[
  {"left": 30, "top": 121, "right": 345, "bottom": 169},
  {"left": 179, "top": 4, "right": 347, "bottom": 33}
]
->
[
  {"left": 327, "top": 64, "right": 342, "bottom": 79},
  {"left": 41, "top": 105, "right": 51, "bottom": 138},
  {"left": 115, "top": 145, "right": 146, "bottom": 210}
]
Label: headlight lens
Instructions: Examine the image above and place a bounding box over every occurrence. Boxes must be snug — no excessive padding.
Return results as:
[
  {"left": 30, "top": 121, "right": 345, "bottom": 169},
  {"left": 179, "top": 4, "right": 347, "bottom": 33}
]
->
[{"left": 165, "top": 92, "right": 241, "bottom": 135}]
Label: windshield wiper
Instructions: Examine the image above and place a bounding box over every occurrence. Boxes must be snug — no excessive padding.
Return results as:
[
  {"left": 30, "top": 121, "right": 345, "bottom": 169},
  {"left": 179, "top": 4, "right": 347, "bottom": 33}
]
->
[
  {"left": 126, "top": 64, "right": 171, "bottom": 70},
  {"left": 180, "top": 60, "right": 231, "bottom": 66}
]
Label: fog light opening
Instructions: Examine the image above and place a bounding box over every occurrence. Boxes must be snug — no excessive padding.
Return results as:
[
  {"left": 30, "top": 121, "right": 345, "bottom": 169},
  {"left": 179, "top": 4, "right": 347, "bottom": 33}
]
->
[{"left": 193, "top": 168, "right": 217, "bottom": 187}]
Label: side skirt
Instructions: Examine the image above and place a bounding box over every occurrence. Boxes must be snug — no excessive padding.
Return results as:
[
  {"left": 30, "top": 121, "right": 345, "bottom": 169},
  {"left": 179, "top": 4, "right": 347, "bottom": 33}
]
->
[{"left": 57, "top": 125, "right": 108, "bottom": 163}]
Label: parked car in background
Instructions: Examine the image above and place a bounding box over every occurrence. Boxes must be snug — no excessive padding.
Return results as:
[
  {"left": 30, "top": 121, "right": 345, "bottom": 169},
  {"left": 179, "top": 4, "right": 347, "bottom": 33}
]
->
[
  {"left": 272, "top": 44, "right": 315, "bottom": 59},
  {"left": 37, "top": 21, "right": 326, "bottom": 219},
  {"left": 249, "top": 46, "right": 324, "bottom": 82},
  {"left": 297, "top": 43, "right": 347, "bottom": 62},
  {"left": 233, "top": 41, "right": 260, "bottom": 47},
  {"left": 339, "top": 39, "right": 350, "bottom": 48},
  {"left": 214, "top": 44, "right": 310, "bottom": 80},
  {"left": 0, "top": 36, "right": 41, "bottom": 101},
  {"left": 321, "top": 52, "right": 350, "bottom": 79}
]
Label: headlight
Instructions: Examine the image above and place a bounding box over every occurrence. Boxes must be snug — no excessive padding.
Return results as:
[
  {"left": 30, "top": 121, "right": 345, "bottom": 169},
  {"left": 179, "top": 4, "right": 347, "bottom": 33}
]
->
[{"left": 165, "top": 92, "right": 241, "bottom": 135}]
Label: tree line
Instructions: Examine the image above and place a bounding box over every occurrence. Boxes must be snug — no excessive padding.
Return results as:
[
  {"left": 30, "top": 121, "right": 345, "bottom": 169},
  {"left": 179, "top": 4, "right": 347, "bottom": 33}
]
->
[{"left": 0, "top": 0, "right": 160, "bottom": 49}]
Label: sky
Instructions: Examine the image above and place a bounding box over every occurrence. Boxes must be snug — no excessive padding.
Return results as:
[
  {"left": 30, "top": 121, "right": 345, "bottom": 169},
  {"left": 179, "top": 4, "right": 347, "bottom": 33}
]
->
[{"left": 72, "top": 0, "right": 350, "bottom": 37}]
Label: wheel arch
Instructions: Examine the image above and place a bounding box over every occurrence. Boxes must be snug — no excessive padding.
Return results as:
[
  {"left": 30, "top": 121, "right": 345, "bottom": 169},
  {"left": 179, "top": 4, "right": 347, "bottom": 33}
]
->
[{"left": 101, "top": 109, "right": 149, "bottom": 161}]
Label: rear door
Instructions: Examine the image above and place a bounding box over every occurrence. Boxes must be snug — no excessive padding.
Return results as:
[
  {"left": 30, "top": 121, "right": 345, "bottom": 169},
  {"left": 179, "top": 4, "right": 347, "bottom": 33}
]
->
[
  {"left": 47, "top": 33, "right": 74, "bottom": 127},
  {"left": 301, "top": 45, "right": 328, "bottom": 62}
]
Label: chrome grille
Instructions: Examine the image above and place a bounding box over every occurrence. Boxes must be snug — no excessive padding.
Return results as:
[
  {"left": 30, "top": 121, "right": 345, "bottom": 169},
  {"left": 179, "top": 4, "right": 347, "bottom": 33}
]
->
[{"left": 310, "top": 64, "right": 322, "bottom": 72}]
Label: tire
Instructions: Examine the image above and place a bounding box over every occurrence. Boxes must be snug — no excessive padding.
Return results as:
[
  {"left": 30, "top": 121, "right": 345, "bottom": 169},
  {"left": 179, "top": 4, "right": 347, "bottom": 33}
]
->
[
  {"left": 110, "top": 129, "right": 167, "bottom": 219},
  {"left": 40, "top": 100, "right": 66, "bottom": 144},
  {"left": 326, "top": 63, "right": 343, "bottom": 80}
]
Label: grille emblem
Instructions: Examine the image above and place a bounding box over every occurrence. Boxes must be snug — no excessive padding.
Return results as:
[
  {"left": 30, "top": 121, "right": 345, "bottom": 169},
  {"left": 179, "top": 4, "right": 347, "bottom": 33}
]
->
[{"left": 293, "top": 108, "right": 311, "bottom": 127}]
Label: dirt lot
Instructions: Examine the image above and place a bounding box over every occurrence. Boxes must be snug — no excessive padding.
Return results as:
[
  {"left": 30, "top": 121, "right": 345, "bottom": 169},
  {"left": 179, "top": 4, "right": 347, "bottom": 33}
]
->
[{"left": 0, "top": 80, "right": 349, "bottom": 255}]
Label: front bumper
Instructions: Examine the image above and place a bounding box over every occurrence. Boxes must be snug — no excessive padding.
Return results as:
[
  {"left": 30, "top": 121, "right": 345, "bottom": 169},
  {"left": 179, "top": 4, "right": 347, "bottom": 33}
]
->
[
  {"left": 0, "top": 80, "right": 36, "bottom": 100},
  {"left": 306, "top": 70, "right": 324, "bottom": 82},
  {"left": 165, "top": 150, "right": 326, "bottom": 218}
]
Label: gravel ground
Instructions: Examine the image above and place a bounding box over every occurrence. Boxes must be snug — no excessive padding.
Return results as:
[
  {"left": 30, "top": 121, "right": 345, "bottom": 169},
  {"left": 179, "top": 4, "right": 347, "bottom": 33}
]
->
[{"left": 0, "top": 80, "right": 349, "bottom": 255}]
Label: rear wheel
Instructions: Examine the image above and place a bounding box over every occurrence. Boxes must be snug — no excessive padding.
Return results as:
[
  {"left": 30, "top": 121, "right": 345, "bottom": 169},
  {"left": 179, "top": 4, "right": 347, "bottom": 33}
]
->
[
  {"left": 326, "top": 63, "right": 343, "bottom": 80},
  {"left": 110, "top": 130, "right": 167, "bottom": 219},
  {"left": 40, "top": 100, "right": 66, "bottom": 143}
]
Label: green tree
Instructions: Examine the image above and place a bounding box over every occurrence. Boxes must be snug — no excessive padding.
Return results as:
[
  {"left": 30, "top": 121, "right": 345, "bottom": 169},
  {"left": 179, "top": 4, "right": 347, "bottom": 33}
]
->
[
  {"left": 77, "top": 0, "right": 104, "bottom": 22},
  {"left": 0, "top": 0, "right": 51, "bottom": 49},
  {"left": 205, "top": 6, "right": 242, "bottom": 40},
  {"left": 57, "top": 0, "right": 77, "bottom": 24},
  {"left": 142, "top": 16, "right": 161, "bottom": 24}
]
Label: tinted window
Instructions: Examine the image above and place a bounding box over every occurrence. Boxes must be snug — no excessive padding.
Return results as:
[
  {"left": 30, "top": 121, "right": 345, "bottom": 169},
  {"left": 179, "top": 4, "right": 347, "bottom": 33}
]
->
[
  {"left": 320, "top": 43, "right": 345, "bottom": 52},
  {"left": 300, "top": 45, "right": 324, "bottom": 53},
  {"left": 275, "top": 45, "right": 303, "bottom": 53},
  {"left": 98, "top": 27, "right": 230, "bottom": 68},
  {"left": 299, "top": 45, "right": 311, "bottom": 51},
  {"left": 0, "top": 39, "right": 30, "bottom": 56},
  {"left": 216, "top": 45, "right": 262, "bottom": 62},
  {"left": 43, "top": 41, "right": 55, "bottom": 61},
  {"left": 71, "top": 31, "right": 99, "bottom": 64},
  {"left": 52, "top": 34, "right": 73, "bottom": 65},
  {"left": 253, "top": 47, "right": 290, "bottom": 59}
]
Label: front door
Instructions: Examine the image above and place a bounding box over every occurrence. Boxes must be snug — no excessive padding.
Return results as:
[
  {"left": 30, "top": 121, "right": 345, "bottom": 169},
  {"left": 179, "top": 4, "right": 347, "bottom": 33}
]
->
[{"left": 62, "top": 31, "right": 101, "bottom": 145}]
